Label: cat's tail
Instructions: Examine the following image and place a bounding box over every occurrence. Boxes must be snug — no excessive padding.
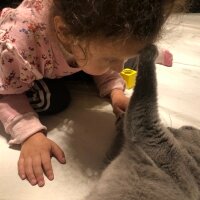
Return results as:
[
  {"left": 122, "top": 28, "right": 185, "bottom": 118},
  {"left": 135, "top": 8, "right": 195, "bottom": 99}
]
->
[{"left": 124, "top": 44, "right": 160, "bottom": 140}]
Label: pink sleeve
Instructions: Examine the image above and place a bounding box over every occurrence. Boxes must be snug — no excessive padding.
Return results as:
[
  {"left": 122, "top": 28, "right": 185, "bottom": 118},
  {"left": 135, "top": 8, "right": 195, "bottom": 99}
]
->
[
  {"left": 0, "top": 30, "right": 46, "bottom": 144},
  {"left": 93, "top": 70, "right": 126, "bottom": 97},
  {"left": 0, "top": 94, "right": 46, "bottom": 145}
]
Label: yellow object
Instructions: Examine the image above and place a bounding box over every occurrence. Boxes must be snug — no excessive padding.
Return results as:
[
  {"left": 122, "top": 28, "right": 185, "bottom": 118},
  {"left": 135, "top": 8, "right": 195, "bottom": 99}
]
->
[{"left": 120, "top": 68, "right": 137, "bottom": 89}]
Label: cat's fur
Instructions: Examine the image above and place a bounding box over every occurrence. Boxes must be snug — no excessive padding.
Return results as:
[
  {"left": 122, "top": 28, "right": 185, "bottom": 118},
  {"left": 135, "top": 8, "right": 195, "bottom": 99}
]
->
[{"left": 84, "top": 45, "right": 200, "bottom": 200}]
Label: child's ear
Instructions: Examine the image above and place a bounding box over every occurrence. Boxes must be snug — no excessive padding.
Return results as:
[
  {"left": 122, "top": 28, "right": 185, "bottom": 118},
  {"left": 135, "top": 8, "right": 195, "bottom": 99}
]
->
[{"left": 54, "top": 16, "right": 71, "bottom": 44}]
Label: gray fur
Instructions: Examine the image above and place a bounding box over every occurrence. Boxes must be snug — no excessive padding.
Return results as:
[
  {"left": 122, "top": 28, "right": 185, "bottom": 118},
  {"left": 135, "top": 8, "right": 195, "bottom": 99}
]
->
[{"left": 84, "top": 45, "right": 200, "bottom": 200}]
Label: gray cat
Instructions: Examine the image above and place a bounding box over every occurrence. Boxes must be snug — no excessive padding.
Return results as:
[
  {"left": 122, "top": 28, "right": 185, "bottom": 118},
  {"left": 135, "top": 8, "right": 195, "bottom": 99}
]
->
[{"left": 84, "top": 44, "right": 200, "bottom": 200}]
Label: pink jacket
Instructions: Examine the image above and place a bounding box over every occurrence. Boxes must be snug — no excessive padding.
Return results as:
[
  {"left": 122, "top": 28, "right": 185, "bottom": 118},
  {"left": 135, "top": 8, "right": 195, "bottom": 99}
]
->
[{"left": 0, "top": 0, "right": 125, "bottom": 145}]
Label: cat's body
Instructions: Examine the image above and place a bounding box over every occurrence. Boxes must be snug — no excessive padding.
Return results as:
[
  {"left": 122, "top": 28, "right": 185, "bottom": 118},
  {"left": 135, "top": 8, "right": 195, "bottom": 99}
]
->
[{"left": 84, "top": 45, "right": 200, "bottom": 200}]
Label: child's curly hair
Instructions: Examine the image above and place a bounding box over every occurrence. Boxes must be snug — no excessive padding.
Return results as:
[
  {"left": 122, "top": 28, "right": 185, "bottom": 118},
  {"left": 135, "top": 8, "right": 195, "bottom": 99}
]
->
[{"left": 53, "top": 0, "right": 187, "bottom": 42}]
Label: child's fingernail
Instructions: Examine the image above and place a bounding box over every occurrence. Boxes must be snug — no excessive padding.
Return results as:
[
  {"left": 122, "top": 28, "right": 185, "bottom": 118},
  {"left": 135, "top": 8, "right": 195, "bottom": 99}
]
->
[
  {"left": 49, "top": 175, "right": 54, "bottom": 180},
  {"left": 62, "top": 157, "right": 66, "bottom": 163},
  {"left": 38, "top": 181, "right": 44, "bottom": 187},
  {"left": 21, "top": 174, "right": 26, "bottom": 180},
  {"left": 31, "top": 179, "right": 37, "bottom": 185}
]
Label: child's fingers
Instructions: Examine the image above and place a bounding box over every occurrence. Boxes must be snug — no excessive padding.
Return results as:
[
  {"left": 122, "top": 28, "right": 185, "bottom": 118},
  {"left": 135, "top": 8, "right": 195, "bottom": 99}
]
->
[
  {"left": 32, "top": 156, "right": 45, "bottom": 187},
  {"left": 113, "top": 106, "right": 124, "bottom": 118},
  {"left": 18, "top": 156, "right": 26, "bottom": 180},
  {"left": 41, "top": 152, "right": 54, "bottom": 181},
  {"left": 24, "top": 158, "right": 37, "bottom": 186},
  {"left": 51, "top": 142, "right": 66, "bottom": 164}
]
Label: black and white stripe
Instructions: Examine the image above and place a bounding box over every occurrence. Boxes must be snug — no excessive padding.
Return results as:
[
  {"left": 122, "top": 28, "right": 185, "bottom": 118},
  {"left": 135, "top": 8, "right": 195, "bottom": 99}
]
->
[{"left": 26, "top": 80, "right": 51, "bottom": 112}]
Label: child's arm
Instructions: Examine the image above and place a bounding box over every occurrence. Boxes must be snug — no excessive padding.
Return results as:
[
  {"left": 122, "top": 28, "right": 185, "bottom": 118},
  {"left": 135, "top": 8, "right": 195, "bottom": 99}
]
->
[
  {"left": 0, "top": 93, "right": 66, "bottom": 187},
  {"left": 0, "top": 94, "right": 46, "bottom": 144},
  {"left": 93, "top": 70, "right": 129, "bottom": 116},
  {"left": 0, "top": 7, "right": 66, "bottom": 186}
]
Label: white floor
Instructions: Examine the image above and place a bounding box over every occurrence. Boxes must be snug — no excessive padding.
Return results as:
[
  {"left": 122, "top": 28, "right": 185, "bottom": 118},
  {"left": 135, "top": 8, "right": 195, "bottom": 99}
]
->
[{"left": 0, "top": 14, "right": 200, "bottom": 200}]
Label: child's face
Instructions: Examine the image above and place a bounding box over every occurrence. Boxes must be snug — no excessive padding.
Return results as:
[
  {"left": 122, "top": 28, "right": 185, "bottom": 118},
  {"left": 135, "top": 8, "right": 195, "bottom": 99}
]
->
[
  {"left": 70, "top": 38, "right": 145, "bottom": 75},
  {"left": 54, "top": 16, "right": 145, "bottom": 75}
]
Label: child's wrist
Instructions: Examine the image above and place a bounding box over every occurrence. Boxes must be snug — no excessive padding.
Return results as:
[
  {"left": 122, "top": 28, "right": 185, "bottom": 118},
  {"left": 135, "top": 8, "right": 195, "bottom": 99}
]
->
[{"left": 22, "top": 131, "right": 46, "bottom": 145}]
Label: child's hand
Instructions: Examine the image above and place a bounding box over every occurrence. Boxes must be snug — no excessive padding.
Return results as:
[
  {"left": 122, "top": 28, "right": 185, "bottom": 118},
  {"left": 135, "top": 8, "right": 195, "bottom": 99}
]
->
[
  {"left": 110, "top": 89, "right": 130, "bottom": 117},
  {"left": 18, "top": 132, "right": 66, "bottom": 187}
]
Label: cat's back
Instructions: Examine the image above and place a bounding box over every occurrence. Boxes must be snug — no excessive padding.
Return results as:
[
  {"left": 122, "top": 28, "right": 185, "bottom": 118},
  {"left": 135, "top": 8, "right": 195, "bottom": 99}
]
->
[{"left": 85, "top": 144, "right": 187, "bottom": 200}]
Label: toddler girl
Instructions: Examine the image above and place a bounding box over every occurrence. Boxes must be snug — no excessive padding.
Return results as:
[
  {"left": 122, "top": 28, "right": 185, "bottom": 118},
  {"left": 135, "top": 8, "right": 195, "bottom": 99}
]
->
[{"left": 0, "top": 0, "right": 182, "bottom": 187}]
